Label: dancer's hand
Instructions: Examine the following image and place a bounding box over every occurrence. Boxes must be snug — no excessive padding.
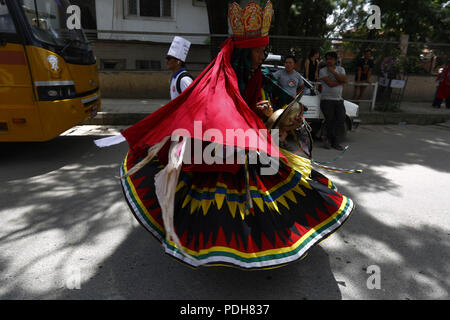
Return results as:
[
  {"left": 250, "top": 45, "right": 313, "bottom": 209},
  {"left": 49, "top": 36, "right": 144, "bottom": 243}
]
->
[
  {"left": 279, "top": 129, "right": 288, "bottom": 143},
  {"left": 283, "top": 114, "right": 303, "bottom": 131},
  {"left": 256, "top": 100, "right": 274, "bottom": 117}
]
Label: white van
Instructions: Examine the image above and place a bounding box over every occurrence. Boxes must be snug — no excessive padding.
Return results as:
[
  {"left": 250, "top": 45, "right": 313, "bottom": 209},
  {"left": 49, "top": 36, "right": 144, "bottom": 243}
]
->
[{"left": 264, "top": 54, "right": 361, "bottom": 139}]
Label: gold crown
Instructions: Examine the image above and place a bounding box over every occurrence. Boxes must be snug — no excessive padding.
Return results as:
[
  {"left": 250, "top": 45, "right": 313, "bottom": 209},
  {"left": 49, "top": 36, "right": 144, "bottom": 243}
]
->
[{"left": 229, "top": 1, "right": 274, "bottom": 39}]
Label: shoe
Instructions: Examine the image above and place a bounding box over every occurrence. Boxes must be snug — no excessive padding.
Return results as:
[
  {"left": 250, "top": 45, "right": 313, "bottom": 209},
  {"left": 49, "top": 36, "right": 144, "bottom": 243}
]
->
[
  {"left": 332, "top": 144, "right": 344, "bottom": 151},
  {"left": 323, "top": 139, "right": 331, "bottom": 150}
]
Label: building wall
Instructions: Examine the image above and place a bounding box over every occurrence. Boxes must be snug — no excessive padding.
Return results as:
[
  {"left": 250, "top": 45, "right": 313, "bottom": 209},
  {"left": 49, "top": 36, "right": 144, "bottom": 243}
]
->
[
  {"left": 98, "top": 70, "right": 205, "bottom": 99},
  {"left": 95, "top": 0, "right": 210, "bottom": 44},
  {"left": 98, "top": 72, "right": 438, "bottom": 101},
  {"left": 341, "top": 74, "right": 437, "bottom": 103},
  {"left": 92, "top": 41, "right": 211, "bottom": 71}
]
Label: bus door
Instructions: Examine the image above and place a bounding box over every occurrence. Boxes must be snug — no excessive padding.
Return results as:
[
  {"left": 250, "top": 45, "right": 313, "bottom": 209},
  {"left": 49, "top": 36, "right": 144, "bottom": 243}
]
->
[{"left": 0, "top": 0, "right": 42, "bottom": 141}]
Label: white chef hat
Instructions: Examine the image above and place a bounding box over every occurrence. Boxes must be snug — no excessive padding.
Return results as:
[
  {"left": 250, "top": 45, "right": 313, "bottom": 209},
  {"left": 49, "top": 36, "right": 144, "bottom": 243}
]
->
[{"left": 167, "top": 36, "right": 191, "bottom": 62}]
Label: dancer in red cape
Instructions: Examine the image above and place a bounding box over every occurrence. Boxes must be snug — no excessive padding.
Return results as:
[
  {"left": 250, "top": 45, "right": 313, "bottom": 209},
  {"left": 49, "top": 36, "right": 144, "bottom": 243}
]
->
[
  {"left": 122, "top": 36, "right": 279, "bottom": 159},
  {"left": 432, "top": 60, "right": 450, "bottom": 109},
  {"left": 116, "top": 1, "right": 355, "bottom": 270}
]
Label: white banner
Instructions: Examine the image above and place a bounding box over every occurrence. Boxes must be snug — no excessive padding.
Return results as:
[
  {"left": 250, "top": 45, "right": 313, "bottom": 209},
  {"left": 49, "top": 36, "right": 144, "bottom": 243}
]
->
[{"left": 390, "top": 80, "right": 406, "bottom": 89}]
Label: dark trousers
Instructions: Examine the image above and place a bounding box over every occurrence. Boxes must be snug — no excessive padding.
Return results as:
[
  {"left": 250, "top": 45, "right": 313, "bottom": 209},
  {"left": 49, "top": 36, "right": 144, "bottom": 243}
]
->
[
  {"left": 432, "top": 97, "right": 450, "bottom": 109},
  {"left": 320, "top": 99, "right": 346, "bottom": 145}
]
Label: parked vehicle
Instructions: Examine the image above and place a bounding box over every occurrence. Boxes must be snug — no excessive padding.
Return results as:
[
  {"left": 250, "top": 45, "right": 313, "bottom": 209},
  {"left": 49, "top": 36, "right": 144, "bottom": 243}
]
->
[
  {"left": 0, "top": 0, "right": 100, "bottom": 142},
  {"left": 264, "top": 54, "right": 360, "bottom": 139}
]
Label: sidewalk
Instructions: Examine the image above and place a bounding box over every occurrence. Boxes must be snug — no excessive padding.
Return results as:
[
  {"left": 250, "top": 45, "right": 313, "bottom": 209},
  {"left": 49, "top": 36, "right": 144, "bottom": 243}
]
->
[
  {"left": 83, "top": 98, "right": 450, "bottom": 126},
  {"left": 359, "top": 101, "right": 450, "bottom": 125}
]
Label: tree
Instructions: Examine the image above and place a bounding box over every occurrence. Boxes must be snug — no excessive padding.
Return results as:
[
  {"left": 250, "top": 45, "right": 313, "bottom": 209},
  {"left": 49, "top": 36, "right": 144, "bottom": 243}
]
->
[
  {"left": 371, "top": 0, "right": 450, "bottom": 42},
  {"left": 269, "top": 0, "right": 337, "bottom": 67},
  {"left": 205, "top": 0, "right": 231, "bottom": 57},
  {"left": 271, "top": 0, "right": 295, "bottom": 36},
  {"left": 336, "top": 0, "right": 450, "bottom": 74},
  {"left": 333, "top": 0, "right": 450, "bottom": 43}
]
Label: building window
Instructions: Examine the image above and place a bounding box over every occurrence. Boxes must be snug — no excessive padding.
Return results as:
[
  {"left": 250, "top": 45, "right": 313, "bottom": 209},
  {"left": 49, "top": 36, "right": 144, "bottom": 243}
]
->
[
  {"left": 126, "top": 0, "right": 172, "bottom": 18},
  {"left": 136, "top": 60, "right": 162, "bottom": 71},
  {"left": 100, "top": 59, "right": 126, "bottom": 71},
  {"left": 192, "top": 0, "right": 206, "bottom": 7},
  {"left": 136, "top": 60, "right": 150, "bottom": 70},
  {"left": 0, "top": 2, "right": 17, "bottom": 34}
]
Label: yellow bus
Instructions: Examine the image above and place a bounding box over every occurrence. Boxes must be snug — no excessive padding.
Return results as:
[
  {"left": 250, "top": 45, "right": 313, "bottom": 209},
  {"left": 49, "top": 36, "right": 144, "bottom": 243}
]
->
[{"left": 0, "top": 0, "right": 100, "bottom": 142}]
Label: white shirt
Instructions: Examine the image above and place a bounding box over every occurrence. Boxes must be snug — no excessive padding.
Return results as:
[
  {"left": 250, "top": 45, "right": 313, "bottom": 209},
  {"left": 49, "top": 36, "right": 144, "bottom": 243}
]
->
[{"left": 170, "top": 68, "right": 193, "bottom": 100}]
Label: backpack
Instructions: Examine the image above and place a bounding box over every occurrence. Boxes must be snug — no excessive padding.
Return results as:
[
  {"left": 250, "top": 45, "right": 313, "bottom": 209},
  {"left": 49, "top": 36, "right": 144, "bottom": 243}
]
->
[{"left": 176, "top": 71, "right": 195, "bottom": 94}]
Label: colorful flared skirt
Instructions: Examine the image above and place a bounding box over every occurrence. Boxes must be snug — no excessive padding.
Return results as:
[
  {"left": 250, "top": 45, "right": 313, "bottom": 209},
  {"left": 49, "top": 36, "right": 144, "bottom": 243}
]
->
[{"left": 120, "top": 149, "right": 354, "bottom": 270}]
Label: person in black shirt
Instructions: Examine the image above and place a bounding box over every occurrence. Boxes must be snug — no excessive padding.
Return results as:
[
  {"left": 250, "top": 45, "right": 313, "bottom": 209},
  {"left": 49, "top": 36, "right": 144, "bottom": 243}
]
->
[
  {"left": 305, "top": 49, "right": 320, "bottom": 82},
  {"left": 353, "top": 49, "right": 374, "bottom": 101}
]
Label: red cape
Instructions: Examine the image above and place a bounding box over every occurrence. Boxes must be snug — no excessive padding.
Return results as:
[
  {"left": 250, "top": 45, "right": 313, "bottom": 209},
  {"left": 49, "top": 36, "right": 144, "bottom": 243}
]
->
[
  {"left": 436, "top": 66, "right": 450, "bottom": 99},
  {"left": 121, "top": 37, "right": 282, "bottom": 160}
]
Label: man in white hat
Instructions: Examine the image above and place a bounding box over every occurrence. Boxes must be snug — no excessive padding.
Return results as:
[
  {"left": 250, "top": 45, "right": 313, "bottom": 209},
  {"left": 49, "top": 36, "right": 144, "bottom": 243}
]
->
[{"left": 166, "top": 36, "right": 194, "bottom": 100}]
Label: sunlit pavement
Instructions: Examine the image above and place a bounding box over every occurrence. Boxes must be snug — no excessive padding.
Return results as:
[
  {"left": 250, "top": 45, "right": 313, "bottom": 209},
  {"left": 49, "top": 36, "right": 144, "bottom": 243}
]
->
[{"left": 0, "top": 124, "right": 449, "bottom": 300}]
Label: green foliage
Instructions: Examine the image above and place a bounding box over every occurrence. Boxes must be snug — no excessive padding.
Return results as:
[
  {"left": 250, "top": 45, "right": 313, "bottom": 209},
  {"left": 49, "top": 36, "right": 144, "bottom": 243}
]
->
[
  {"left": 370, "top": 0, "right": 450, "bottom": 42},
  {"left": 331, "top": 0, "right": 369, "bottom": 36},
  {"left": 270, "top": 0, "right": 336, "bottom": 37},
  {"left": 288, "top": 0, "right": 336, "bottom": 37},
  {"left": 336, "top": 0, "right": 450, "bottom": 42}
]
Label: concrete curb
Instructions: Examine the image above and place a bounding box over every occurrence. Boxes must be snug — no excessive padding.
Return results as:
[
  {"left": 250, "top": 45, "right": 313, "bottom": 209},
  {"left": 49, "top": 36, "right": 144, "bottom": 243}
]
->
[
  {"left": 83, "top": 112, "right": 450, "bottom": 126},
  {"left": 83, "top": 113, "right": 149, "bottom": 126},
  {"left": 360, "top": 112, "right": 450, "bottom": 125}
]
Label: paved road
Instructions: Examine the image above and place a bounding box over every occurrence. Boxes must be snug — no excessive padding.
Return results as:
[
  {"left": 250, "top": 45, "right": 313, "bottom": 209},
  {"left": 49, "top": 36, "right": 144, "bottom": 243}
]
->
[{"left": 0, "top": 124, "right": 449, "bottom": 300}]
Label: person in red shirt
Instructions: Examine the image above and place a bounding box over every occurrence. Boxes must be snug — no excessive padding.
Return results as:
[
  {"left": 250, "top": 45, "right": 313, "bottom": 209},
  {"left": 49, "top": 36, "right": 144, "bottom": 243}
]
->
[{"left": 433, "top": 59, "right": 450, "bottom": 109}]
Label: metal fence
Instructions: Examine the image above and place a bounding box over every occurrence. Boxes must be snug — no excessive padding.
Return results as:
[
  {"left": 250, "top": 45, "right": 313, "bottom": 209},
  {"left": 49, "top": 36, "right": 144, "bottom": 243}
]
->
[
  {"left": 85, "top": 30, "right": 449, "bottom": 73},
  {"left": 85, "top": 30, "right": 449, "bottom": 109}
]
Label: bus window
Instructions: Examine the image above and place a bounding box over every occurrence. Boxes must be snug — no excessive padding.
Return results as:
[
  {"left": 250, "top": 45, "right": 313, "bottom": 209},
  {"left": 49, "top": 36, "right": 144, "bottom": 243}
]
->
[
  {"left": 0, "top": 1, "right": 17, "bottom": 34},
  {"left": 19, "top": 0, "right": 87, "bottom": 48}
]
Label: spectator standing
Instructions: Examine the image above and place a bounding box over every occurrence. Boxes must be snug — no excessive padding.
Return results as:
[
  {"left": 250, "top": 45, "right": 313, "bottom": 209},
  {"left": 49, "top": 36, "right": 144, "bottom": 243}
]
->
[
  {"left": 273, "top": 55, "right": 305, "bottom": 98},
  {"left": 318, "top": 60, "right": 327, "bottom": 70},
  {"left": 432, "top": 59, "right": 450, "bottom": 109},
  {"left": 319, "top": 51, "right": 348, "bottom": 151},
  {"left": 353, "top": 49, "right": 374, "bottom": 101},
  {"left": 305, "top": 49, "right": 320, "bottom": 82},
  {"left": 166, "top": 36, "right": 194, "bottom": 100}
]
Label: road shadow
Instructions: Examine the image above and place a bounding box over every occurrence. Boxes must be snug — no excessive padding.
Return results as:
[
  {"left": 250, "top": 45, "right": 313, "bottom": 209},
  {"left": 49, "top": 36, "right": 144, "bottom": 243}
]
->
[
  {"left": 0, "top": 136, "right": 130, "bottom": 299},
  {"left": 0, "top": 136, "right": 125, "bottom": 246},
  {"left": 0, "top": 135, "right": 341, "bottom": 300},
  {"left": 323, "top": 183, "right": 450, "bottom": 300},
  {"left": 0, "top": 136, "right": 117, "bottom": 182},
  {"left": 56, "top": 227, "right": 342, "bottom": 300},
  {"left": 313, "top": 125, "right": 450, "bottom": 194},
  {"left": 1, "top": 126, "right": 449, "bottom": 300},
  {"left": 294, "top": 125, "right": 450, "bottom": 299}
]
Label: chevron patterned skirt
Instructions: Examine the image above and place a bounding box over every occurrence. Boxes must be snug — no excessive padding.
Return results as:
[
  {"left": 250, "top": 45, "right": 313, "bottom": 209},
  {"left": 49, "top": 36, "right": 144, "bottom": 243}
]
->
[{"left": 120, "top": 148, "right": 354, "bottom": 270}]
